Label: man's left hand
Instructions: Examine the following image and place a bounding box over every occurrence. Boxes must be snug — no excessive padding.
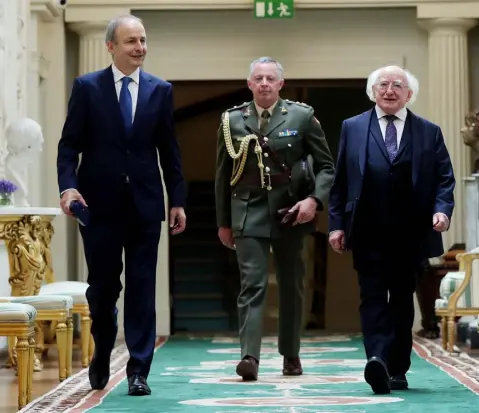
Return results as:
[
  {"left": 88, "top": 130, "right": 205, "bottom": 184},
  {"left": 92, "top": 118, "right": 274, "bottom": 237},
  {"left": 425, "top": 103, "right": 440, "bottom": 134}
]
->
[
  {"left": 170, "top": 207, "right": 186, "bottom": 235},
  {"left": 289, "top": 197, "right": 317, "bottom": 226},
  {"left": 433, "top": 212, "right": 449, "bottom": 233}
]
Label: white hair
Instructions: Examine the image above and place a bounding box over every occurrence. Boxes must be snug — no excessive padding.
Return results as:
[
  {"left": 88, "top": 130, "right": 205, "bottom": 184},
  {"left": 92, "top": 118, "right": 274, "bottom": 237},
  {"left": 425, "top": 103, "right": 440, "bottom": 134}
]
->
[
  {"left": 366, "top": 65, "right": 419, "bottom": 106},
  {"left": 248, "top": 56, "right": 284, "bottom": 80}
]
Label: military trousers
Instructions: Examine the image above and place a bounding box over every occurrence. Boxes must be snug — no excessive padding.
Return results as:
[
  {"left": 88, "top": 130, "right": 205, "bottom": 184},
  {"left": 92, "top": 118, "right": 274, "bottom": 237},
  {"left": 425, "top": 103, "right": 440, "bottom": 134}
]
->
[{"left": 234, "top": 234, "right": 305, "bottom": 361}]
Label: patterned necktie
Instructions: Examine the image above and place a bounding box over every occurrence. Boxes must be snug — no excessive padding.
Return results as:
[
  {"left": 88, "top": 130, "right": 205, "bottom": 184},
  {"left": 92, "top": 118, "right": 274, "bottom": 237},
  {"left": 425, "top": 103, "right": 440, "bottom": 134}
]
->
[
  {"left": 260, "top": 110, "right": 270, "bottom": 131},
  {"left": 120, "top": 76, "right": 133, "bottom": 130},
  {"left": 384, "top": 114, "right": 397, "bottom": 162}
]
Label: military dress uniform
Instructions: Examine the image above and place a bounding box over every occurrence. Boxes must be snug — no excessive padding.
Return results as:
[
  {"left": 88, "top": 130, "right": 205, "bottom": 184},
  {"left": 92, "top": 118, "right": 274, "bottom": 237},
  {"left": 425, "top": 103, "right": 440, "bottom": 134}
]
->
[{"left": 215, "top": 98, "right": 335, "bottom": 380}]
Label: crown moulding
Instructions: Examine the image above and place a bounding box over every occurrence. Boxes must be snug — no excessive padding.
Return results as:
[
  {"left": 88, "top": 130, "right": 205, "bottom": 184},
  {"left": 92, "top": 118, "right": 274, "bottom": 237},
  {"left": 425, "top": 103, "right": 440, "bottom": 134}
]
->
[{"left": 62, "top": 0, "right": 479, "bottom": 10}]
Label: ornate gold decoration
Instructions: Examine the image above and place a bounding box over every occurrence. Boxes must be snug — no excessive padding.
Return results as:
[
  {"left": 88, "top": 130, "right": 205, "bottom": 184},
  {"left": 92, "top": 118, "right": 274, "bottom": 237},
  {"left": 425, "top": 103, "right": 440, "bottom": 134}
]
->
[
  {"left": 461, "top": 108, "right": 479, "bottom": 172},
  {"left": 0, "top": 215, "right": 57, "bottom": 371},
  {"left": 222, "top": 111, "right": 266, "bottom": 187}
]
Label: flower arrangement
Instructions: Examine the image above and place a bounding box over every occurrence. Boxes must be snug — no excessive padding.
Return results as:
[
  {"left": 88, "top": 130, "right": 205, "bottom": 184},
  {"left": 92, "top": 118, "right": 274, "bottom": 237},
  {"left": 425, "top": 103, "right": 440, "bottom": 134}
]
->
[{"left": 0, "top": 179, "right": 17, "bottom": 206}]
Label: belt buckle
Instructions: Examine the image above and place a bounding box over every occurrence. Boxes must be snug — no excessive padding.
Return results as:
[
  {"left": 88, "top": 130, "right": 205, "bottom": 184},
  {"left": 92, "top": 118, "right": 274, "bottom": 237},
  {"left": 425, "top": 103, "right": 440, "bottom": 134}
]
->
[{"left": 264, "top": 173, "right": 272, "bottom": 191}]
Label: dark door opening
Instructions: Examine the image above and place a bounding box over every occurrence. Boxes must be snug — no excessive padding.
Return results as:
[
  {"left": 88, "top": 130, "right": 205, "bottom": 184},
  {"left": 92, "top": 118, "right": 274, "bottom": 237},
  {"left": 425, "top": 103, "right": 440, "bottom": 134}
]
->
[{"left": 168, "top": 80, "right": 371, "bottom": 335}]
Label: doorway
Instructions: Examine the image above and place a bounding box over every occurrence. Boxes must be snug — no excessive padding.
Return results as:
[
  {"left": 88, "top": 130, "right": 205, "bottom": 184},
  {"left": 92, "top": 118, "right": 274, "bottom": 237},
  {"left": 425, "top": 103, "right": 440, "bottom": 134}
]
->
[{"left": 169, "top": 80, "right": 371, "bottom": 335}]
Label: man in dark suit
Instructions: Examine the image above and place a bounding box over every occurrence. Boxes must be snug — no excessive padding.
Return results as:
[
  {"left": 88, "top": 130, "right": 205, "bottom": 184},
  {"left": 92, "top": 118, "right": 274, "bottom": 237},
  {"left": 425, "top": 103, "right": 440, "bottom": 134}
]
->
[
  {"left": 328, "top": 65, "right": 455, "bottom": 394},
  {"left": 57, "top": 14, "right": 186, "bottom": 396}
]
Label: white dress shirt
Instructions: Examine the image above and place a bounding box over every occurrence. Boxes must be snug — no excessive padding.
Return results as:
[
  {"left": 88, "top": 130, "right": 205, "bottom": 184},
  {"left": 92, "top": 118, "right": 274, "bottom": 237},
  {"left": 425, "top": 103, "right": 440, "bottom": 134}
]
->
[
  {"left": 111, "top": 63, "right": 140, "bottom": 123},
  {"left": 375, "top": 105, "right": 407, "bottom": 147}
]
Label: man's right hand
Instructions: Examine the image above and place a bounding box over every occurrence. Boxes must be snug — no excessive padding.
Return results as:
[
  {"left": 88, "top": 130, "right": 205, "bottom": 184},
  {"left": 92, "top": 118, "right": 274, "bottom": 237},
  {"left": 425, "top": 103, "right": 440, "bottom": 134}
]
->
[
  {"left": 60, "top": 189, "right": 87, "bottom": 216},
  {"left": 329, "top": 230, "right": 345, "bottom": 254},
  {"left": 218, "top": 226, "right": 235, "bottom": 250}
]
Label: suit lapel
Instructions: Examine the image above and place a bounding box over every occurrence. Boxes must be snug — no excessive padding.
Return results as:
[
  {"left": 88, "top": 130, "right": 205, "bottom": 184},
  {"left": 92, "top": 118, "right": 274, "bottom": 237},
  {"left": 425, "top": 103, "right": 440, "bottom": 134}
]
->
[
  {"left": 409, "top": 110, "right": 424, "bottom": 188},
  {"left": 100, "top": 66, "right": 124, "bottom": 135},
  {"left": 243, "top": 102, "right": 260, "bottom": 134},
  {"left": 133, "top": 71, "right": 154, "bottom": 134},
  {"left": 263, "top": 99, "right": 286, "bottom": 136},
  {"left": 369, "top": 112, "right": 390, "bottom": 163},
  {"left": 357, "top": 109, "right": 372, "bottom": 176}
]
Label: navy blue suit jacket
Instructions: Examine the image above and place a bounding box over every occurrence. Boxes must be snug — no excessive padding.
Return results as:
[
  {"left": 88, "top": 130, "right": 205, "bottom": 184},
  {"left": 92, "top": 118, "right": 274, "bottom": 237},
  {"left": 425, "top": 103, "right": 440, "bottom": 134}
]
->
[
  {"left": 328, "top": 108, "right": 455, "bottom": 259},
  {"left": 57, "top": 66, "right": 185, "bottom": 223}
]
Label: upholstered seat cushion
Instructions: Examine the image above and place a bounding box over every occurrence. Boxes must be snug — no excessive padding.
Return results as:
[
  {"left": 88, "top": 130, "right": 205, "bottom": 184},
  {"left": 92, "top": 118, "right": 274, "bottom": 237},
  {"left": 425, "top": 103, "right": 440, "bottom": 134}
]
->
[
  {"left": 39, "top": 281, "right": 88, "bottom": 305},
  {"left": 0, "top": 303, "right": 37, "bottom": 322},
  {"left": 0, "top": 295, "right": 73, "bottom": 310},
  {"left": 436, "top": 271, "right": 469, "bottom": 308}
]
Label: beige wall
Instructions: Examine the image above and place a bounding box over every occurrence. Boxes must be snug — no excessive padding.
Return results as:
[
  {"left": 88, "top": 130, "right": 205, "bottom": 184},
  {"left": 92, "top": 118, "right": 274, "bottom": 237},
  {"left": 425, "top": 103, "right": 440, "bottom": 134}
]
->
[{"left": 34, "top": 3, "right": 474, "bottom": 336}]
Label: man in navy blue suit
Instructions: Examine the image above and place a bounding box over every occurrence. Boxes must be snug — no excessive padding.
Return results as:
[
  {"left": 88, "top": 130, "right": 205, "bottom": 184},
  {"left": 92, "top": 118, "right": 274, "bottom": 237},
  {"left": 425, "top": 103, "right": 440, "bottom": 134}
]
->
[
  {"left": 328, "top": 65, "right": 455, "bottom": 394},
  {"left": 57, "top": 14, "right": 186, "bottom": 396}
]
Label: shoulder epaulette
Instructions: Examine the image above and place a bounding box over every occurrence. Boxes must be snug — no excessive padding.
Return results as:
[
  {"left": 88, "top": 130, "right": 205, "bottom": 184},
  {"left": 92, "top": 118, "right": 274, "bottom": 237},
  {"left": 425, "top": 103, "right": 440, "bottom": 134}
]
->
[
  {"left": 225, "top": 102, "right": 250, "bottom": 112},
  {"left": 284, "top": 99, "right": 311, "bottom": 108}
]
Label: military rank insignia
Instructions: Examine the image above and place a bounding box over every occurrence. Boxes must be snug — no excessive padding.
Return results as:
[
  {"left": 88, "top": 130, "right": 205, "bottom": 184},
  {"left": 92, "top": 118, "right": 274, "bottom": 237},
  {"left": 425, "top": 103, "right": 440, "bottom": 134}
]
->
[{"left": 278, "top": 129, "right": 298, "bottom": 137}]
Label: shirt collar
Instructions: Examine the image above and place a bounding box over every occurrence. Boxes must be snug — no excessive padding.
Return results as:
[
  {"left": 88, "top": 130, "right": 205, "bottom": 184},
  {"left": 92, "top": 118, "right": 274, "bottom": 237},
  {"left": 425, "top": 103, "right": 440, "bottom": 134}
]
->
[
  {"left": 254, "top": 100, "right": 278, "bottom": 117},
  {"left": 111, "top": 63, "right": 140, "bottom": 84},
  {"left": 375, "top": 105, "right": 407, "bottom": 122}
]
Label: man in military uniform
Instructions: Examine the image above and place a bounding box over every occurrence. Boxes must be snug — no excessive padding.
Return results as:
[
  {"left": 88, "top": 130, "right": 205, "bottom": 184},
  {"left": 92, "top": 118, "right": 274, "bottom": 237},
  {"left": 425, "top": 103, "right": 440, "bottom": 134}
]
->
[{"left": 215, "top": 56, "right": 335, "bottom": 381}]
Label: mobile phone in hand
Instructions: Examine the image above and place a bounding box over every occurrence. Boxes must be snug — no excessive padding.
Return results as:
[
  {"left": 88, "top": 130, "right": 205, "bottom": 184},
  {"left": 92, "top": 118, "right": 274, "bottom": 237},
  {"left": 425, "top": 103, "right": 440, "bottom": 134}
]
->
[{"left": 69, "top": 200, "right": 90, "bottom": 226}]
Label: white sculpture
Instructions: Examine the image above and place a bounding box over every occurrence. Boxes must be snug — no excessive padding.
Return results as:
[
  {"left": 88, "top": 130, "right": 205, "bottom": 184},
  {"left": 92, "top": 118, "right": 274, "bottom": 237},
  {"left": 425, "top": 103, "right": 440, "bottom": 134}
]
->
[{"left": 4, "top": 118, "right": 44, "bottom": 207}]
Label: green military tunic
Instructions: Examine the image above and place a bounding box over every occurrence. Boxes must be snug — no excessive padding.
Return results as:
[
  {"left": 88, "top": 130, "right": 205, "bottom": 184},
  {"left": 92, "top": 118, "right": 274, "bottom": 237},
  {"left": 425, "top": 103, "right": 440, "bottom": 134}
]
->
[{"left": 214, "top": 98, "right": 335, "bottom": 360}]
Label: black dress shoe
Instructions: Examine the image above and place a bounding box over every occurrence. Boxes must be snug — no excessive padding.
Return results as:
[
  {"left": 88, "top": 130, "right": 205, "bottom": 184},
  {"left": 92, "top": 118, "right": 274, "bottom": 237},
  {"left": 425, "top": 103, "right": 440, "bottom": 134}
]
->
[
  {"left": 89, "top": 350, "right": 110, "bottom": 390},
  {"left": 128, "top": 374, "right": 151, "bottom": 396},
  {"left": 390, "top": 374, "right": 408, "bottom": 390},
  {"left": 364, "top": 357, "right": 390, "bottom": 394}
]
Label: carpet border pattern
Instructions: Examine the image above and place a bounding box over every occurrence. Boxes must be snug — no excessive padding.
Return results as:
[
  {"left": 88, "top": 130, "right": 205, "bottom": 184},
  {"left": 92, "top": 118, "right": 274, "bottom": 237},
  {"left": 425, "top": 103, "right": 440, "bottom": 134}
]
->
[{"left": 17, "top": 335, "right": 479, "bottom": 412}]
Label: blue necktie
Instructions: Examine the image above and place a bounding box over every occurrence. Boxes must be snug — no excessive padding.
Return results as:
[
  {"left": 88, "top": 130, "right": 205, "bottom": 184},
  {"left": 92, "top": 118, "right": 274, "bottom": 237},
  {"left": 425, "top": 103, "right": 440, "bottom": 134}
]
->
[
  {"left": 384, "top": 115, "right": 397, "bottom": 162},
  {"left": 119, "top": 76, "right": 133, "bottom": 131}
]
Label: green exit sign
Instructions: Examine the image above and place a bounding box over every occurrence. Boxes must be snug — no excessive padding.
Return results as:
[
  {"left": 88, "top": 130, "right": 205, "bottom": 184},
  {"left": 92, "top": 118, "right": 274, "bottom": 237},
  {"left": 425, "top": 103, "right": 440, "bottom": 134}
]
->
[{"left": 254, "top": 0, "right": 295, "bottom": 19}]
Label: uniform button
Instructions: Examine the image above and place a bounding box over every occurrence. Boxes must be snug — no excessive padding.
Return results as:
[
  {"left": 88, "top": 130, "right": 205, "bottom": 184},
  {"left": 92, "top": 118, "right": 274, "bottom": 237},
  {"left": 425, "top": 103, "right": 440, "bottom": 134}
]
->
[
  {"left": 265, "top": 166, "right": 270, "bottom": 172},
  {"left": 264, "top": 153, "right": 269, "bottom": 157},
  {"left": 264, "top": 137, "right": 269, "bottom": 142},
  {"left": 287, "top": 144, "right": 292, "bottom": 147}
]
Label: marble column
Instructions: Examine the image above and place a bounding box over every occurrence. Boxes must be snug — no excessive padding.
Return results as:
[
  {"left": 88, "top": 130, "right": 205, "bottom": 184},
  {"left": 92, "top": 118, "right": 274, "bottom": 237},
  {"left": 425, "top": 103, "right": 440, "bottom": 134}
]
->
[
  {"left": 69, "top": 22, "right": 111, "bottom": 75},
  {"left": 0, "top": 0, "right": 29, "bottom": 176},
  {"left": 420, "top": 18, "right": 477, "bottom": 251},
  {"left": 0, "top": 0, "right": 29, "bottom": 351}
]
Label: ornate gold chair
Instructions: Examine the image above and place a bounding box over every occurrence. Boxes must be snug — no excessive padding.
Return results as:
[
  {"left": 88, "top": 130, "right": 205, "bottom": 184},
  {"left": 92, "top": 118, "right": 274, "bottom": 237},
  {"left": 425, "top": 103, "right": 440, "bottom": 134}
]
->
[
  {"left": 0, "top": 295, "right": 74, "bottom": 381},
  {"left": 38, "top": 281, "right": 93, "bottom": 367},
  {"left": 435, "top": 250, "right": 479, "bottom": 352},
  {"left": 0, "top": 302, "right": 37, "bottom": 409}
]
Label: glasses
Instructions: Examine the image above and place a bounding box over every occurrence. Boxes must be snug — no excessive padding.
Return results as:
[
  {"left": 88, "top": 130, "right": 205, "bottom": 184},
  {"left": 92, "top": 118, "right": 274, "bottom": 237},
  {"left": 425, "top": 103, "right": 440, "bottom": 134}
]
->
[{"left": 376, "top": 81, "right": 406, "bottom": 91}]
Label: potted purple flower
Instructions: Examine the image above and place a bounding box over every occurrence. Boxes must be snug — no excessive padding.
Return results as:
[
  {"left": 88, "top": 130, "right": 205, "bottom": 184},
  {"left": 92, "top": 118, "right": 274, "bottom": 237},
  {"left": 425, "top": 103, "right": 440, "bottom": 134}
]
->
[{"left": 0, "top": 179, "right": 17, "bottom": 206}]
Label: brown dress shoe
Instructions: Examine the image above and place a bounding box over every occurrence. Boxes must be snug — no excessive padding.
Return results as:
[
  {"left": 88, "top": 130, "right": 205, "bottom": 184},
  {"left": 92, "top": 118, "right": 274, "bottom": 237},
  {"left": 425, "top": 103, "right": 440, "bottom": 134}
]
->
[
  {"left": 283, "top": 357, "right": 303, "bottom": 376},
  {"left": 236, "top": 356, "right": 259, "bottom": 381}
]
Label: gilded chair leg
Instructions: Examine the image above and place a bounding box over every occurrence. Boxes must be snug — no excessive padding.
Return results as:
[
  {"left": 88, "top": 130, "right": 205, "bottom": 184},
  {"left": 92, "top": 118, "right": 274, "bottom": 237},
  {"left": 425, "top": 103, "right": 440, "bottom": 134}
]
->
[
  {"left": 15, "top": 336, "right": 29, "bottom": 409},
  {"left": 56, "top": 321, "right": 67, "bottom": 381},
  {"left": 89, "top": 333, "right": 95, "bottom": 362},
  {"left": 441, "top": 317, "right": 447, "bottom": 350},
  {"left": 80, "top": 314, "right": 91, "bottom": 368},
  {"left": 27, "top": 336, "right": 35, "bottom": 403},
  {"left": 447, "top": 316, "right": 456, "bottom": 353},
  {"left": 66, "top": 316, "right": 73, "bottom": 377}
]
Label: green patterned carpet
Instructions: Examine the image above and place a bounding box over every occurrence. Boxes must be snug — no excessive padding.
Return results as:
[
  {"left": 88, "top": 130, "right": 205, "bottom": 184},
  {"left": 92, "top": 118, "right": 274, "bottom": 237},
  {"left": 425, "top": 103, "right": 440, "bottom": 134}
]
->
[{"left": 87, "top": 335, "right": 479, "bottom": 412}]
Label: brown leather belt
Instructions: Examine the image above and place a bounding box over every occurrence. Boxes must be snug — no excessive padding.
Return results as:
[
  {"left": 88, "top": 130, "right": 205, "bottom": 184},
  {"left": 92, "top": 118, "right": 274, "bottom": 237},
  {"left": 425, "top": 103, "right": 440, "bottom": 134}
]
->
[{"left": 238, "top": 173, "right": 290, "bottom": 188}]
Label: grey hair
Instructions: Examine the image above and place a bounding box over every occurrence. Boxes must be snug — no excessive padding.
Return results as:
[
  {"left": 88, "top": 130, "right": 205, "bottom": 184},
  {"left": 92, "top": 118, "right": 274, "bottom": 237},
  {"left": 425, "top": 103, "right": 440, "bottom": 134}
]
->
[
  {"left": 105, "top": 14, "right": 144, "bottom": 44},
  {"left": 248, "top": 57, "right": 284, "bottom": 80},
  {"left": 366, "top": 65, "right": 419, "bottom": 106}
]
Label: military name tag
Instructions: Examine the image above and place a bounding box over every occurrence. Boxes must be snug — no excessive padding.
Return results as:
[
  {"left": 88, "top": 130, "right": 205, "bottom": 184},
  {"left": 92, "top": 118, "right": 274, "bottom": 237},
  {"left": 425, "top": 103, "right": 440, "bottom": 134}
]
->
[{"left": 278, "top": 129, "right": 298, "bottom": 137}]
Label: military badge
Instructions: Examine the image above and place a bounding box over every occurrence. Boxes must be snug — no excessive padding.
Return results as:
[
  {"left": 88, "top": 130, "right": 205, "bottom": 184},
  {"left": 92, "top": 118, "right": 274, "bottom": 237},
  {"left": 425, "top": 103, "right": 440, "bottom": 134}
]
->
[{"left": 278, "top": 129, "right": 298, "bottom": 137}]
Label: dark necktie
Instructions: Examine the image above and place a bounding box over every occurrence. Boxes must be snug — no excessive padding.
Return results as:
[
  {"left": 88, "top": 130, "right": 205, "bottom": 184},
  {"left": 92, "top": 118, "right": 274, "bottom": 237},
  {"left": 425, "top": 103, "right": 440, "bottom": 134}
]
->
[
  {"left": 120, "top": 76, "right": 133, "bottom": 131},
  {"left": 384, "top": 114, "right": 397, "bottom": 162},
  {"left": 260, "top": 110, "right": 270, "bottom": 131}
]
